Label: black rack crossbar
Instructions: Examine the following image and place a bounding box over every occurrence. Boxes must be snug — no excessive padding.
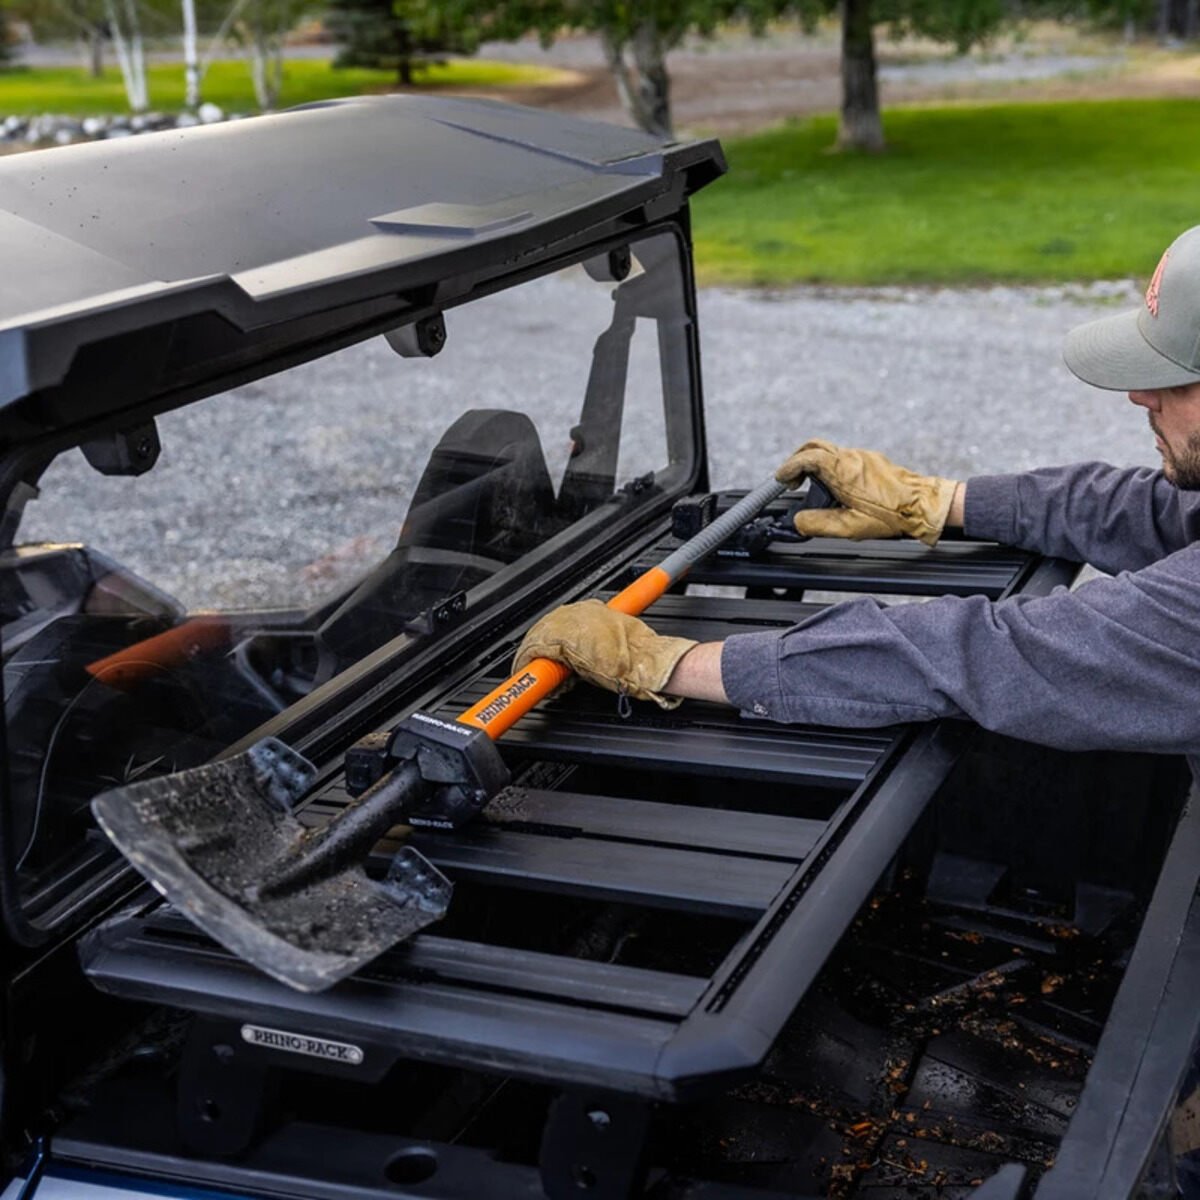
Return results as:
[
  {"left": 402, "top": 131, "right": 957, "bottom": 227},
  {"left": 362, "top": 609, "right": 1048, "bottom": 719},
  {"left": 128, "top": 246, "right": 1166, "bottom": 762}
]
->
[
  {"left": 637, "top": 539, "right": 1029, "bottom": 599},
  {"left": 136, "top": 909, "right": 709, "bottom": 1018},
  {"left": 628, "top": 492, "right": 1037, "bottom": 600},
  {"left": 296, "top": 795, "right": 796, "bottom": 918},
  {"left": 308, "top": 785, "right": 824, "bottom": 861},
  {"left": 82, "top": 915, "right": 681, "bottom": 1093},
  {"left": 431, "top": 683, "right": 890, "bottom": 787},
  {"left": 481, "top": 787, "right": 825, "bottom": 860},
  {"left": 407, "top": 830, "right": 793, "bottom": 918}
]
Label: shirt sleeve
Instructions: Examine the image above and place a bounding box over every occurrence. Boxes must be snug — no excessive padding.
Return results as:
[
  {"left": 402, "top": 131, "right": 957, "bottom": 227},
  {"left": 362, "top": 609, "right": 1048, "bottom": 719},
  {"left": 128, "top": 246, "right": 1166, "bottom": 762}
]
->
[
  {"left": 965, "top": 462, "right": 1200, "bottom": 574},
  {"left": 720, "top": 542, "right": 1200, "bottom": 756}
]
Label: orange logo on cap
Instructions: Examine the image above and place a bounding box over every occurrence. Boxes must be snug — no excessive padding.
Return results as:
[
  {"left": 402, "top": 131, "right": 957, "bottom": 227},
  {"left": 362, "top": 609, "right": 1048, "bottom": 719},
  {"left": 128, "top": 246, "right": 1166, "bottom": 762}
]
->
[{"left": 1147, "top": 250, "right": 1170, "bottom": 317}]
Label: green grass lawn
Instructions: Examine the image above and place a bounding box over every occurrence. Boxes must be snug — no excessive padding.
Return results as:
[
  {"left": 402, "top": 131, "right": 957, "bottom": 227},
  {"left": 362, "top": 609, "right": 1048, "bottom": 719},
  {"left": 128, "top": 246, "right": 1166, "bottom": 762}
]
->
[
  {"left": 0, "top": 57, "right": 566, "bottom": 116},
  {"left": 692, "top": 99, "right": 1200, "bottom": 286}
]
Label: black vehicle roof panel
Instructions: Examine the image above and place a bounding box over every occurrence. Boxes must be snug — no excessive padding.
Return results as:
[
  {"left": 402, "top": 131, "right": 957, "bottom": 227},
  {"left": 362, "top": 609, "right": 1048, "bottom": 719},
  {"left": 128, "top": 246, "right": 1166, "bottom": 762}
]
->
[{"left": 0, "top": 95, "right": 725, "bottom": 420}]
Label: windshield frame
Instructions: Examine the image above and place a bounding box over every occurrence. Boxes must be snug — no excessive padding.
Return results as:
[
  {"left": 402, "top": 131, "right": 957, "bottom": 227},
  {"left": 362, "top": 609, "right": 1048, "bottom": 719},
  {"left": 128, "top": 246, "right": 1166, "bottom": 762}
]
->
[{"left": 0, "top": 218, "right": 707, "bottom": 948}]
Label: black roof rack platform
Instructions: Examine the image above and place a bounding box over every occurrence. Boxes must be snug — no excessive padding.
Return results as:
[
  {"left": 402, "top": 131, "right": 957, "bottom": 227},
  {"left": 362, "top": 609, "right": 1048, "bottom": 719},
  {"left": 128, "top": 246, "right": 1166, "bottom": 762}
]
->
[
  {"left": 80, "top": 518, "right": 1080, "bottom": 1106},
  {"left": 63, "top": 501, "right": 1200, "bottom": 1197}
]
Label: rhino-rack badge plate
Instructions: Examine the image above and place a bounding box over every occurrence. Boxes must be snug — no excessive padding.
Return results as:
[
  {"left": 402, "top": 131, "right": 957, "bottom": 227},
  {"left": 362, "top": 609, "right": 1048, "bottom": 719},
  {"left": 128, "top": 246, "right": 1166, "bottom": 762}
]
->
[{"left": 241, "top": 1023, "right": 364, "bottom": 1065}]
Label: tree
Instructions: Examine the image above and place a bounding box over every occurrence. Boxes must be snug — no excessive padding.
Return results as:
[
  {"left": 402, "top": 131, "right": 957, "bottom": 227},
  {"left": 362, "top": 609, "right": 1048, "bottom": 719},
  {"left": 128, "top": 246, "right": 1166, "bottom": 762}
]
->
[
  {"left": 823, "top": 0, "right": 1012, "bottom": 152},
  {"left": 804, "top": 0, "right": 1150, "bottom": 153},
  {"left": 102, "top": 0, "right": 148, "bottom": 109},
  {"left": 221, "top": 0, "right": 310, "bottom": 106},
  {"left": 183, "top": 0, "right": 199, "bottom": 106},
  {"left": 473, "top": 1, "right": 776, "bottom": 140},
  {"left": 180, "top": 0, "right": 314, "bottom": 111},
  {"left": 0, "top": 0, "right": 14, "bottom": 66},
  {"left": 327, "top": 0, "right": 479, "bottom": 85},
  {"left": 9, "top": 0, "right": 166, "bottom": 105},
  {"left": 10, "top": 0, "right": 109, "bottom": 76}
]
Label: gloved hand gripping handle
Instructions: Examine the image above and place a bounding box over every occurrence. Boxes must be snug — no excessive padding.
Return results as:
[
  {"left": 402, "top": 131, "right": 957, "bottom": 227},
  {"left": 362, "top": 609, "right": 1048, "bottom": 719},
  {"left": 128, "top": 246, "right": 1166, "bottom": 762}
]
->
[{"left": 458, "top": 477, "right": 789, "bottom": 738}]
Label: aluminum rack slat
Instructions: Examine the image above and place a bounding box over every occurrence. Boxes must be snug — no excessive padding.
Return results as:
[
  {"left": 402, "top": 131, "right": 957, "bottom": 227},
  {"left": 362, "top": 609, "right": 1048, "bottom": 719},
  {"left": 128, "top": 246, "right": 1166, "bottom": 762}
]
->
[
  {"left": 82, "top": 914, "right": 680, "bottom": 1094},
  {"left": 481, "top": 788, "right": 824, "bottom": 860},
  {"left": 139, "top": 910, "right": 707, "bottom": 1018},
  {"left": 381, "top": 935, "right": 708, "bottom": 1017},
  {"left": 427, "top": 701, "right": 888, "bottom": 785},
  {"left": 658, "top": 543, "right": 1026, "bottom": 598},
  {"left": 606, "top": 592, "right": 826, "bottom": 627},
  {"left": 627, "top": 502, "right": 1029, "bottom": 597},
  {"left": 314, "top": 784, "right": 824, "bottom": 860},
  {"left": 406, "top": 829, "right": 793, "bottom": 918}
]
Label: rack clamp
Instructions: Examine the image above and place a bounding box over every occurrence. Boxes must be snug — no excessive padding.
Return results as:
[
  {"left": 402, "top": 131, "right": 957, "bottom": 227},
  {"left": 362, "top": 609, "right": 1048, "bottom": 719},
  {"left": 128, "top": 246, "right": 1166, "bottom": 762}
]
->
[{"left": 343, "top": 711, "right": 510, "bottom": 831}]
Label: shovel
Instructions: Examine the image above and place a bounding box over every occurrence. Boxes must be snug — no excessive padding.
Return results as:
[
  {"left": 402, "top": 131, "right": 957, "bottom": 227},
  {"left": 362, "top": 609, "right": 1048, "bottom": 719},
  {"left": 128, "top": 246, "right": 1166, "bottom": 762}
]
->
[{"left": 92, "top": 476, "right": 825, "bottom": 992}]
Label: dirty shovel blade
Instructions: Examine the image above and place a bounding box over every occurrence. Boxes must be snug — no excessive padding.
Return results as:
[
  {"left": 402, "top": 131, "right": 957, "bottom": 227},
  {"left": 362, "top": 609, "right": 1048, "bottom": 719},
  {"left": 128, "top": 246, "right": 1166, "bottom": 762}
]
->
[{"left": 91, "top": 738, "right": 452, "bottom": 993}]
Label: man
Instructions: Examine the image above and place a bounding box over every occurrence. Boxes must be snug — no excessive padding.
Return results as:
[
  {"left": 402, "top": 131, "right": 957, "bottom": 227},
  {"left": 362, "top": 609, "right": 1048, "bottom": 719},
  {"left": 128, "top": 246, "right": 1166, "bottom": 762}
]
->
[{"left": 516, "top": 226, "right": 1200, "bottom": 764}]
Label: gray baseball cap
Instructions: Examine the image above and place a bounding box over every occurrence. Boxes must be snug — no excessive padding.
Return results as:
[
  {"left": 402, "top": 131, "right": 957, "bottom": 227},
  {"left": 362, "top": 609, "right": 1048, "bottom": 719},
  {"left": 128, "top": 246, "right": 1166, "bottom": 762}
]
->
[{"left": 1064, "top": 226, "right": 1200, "bottom": 391}]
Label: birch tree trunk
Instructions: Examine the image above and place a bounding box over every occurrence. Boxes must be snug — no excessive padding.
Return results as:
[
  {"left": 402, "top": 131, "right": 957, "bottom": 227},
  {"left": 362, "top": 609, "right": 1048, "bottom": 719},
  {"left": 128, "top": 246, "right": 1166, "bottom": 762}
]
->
[
  {"left": 836, "top": 0, "right": 884, "bottom": 152},
  {"left": 104, "top": 0, "right": 149, "bottom": 111},
  {"left": 182, "top": 0, "right": 201, "bottom": 109},
  {"left": 246, "top": 5, "right": 284, "bottom": 110}
]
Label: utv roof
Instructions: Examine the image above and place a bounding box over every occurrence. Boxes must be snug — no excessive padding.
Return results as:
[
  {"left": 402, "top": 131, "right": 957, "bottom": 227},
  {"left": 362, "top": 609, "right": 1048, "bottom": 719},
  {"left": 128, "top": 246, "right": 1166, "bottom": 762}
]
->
[{"left": 0, "top": 95, "right": 724, "bottom": 433}]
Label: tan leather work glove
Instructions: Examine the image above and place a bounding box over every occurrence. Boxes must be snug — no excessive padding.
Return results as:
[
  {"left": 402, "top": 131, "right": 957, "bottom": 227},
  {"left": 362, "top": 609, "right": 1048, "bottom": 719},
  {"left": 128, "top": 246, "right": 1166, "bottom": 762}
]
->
[
  {"left": 776, "top": 439, "right": 959, "bottom": 547},
  {"left": 513, "top": 599, "right": 697, "bottom": 710}
]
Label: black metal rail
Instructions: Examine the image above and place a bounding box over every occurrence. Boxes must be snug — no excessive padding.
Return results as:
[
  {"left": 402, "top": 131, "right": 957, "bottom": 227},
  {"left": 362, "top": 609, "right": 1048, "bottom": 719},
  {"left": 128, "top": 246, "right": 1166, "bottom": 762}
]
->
[{"left": 629, "top": 495, "right": 1040, "bottom": 600}]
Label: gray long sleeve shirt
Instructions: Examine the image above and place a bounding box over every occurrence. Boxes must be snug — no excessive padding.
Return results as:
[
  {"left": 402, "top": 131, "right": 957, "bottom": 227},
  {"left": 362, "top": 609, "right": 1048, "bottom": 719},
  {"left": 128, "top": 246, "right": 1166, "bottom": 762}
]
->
[{"left": 720, "top": 462, "right": 1200, "bottom": 758}]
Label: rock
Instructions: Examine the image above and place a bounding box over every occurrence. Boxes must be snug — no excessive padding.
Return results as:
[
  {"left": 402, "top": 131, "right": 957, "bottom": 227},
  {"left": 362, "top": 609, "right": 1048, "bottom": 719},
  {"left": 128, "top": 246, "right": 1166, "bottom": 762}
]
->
[
  {"left": 81, "top": 116, "right": 107, "bottom": 137},
  {"left": 197, "top": 102, "right": 224, "bottom": 124},
  {"left": 130, "top": 114, "right": 147, "bottom": 132},
  {"left": 105, "top": 128, "right": 133, "bottom": 139},
  {"left": 3, "top": 115, "right": 24, "bottom": 136},
  {"left": 53, "top": 129, "right": 74, "bottom": 146},
  {"left": 175, "top": 112, "right": 200, "bottom": 128}
]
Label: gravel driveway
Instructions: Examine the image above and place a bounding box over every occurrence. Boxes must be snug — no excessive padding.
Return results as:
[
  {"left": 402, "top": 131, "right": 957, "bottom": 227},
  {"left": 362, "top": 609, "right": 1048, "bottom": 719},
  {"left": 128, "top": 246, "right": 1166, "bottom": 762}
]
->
[
  {"left": 19, "top": 279, "right": 1157, "bottom": 610},
  {"left": 699, "top": 281, "right": 1157, "bottom": 487}
]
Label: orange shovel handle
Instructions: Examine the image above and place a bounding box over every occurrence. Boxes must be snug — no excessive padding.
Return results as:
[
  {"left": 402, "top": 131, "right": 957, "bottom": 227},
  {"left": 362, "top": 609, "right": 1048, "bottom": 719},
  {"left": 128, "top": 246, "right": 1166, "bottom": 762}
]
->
[
  {"left": 458, "top": 476, "right": 787, "bottom": 740},
  {"left": 457, "top": 566, "right": 672, "bottom": 738}
]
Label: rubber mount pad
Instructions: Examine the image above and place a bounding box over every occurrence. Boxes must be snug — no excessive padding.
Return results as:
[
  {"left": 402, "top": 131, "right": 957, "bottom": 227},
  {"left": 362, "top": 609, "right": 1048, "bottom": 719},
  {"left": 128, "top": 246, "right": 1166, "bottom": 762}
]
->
[{"left": 92, "top": 738, "right": 452, "bottom": 993}]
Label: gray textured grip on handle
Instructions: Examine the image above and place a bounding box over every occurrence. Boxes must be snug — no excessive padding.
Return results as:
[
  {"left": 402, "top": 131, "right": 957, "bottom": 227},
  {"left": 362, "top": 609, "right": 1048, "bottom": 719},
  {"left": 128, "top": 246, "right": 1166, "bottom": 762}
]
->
[{"left": 658, "top": 478, "right": 788, "bottom": 581}]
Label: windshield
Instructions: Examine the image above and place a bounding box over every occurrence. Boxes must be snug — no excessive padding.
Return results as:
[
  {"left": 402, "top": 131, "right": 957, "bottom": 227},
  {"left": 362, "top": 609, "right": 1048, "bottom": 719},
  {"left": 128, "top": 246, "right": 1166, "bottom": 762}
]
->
[{"left": 0, "top": 230, "right": 696, "bottom": 936}]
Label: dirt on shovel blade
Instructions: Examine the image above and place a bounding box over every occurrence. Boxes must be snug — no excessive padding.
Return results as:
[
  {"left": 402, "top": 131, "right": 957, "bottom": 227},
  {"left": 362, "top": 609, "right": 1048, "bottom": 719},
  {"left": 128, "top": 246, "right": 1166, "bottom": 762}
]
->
[{"left": 91, "top": 739, "right": 451, "bottom": 992}]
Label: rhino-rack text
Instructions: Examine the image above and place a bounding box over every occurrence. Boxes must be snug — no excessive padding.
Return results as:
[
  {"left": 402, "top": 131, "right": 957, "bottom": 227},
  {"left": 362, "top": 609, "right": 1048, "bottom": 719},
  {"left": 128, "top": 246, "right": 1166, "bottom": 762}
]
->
[
  {"left": 475, "top": 671, "right": 538, "bottom": 726},
  {"left": 241, "top": 1024, "right": 364, "bottom": 1065}
]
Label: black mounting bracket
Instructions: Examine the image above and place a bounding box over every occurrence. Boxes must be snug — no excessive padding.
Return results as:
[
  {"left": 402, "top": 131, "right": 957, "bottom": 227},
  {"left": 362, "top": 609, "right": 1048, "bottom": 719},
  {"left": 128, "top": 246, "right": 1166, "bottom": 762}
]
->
[
  {"left": 342, "top": 710, "right": 510, "bottom": 831},
  {"left": 177, "top": 1019, "right": 277, "bottom": 1158},
  {"left": 403, "top": 589, "right": 467, "bottom": 637},
  {"left": 538, "top": 1089, "right": 653, "bottom": 1200}
]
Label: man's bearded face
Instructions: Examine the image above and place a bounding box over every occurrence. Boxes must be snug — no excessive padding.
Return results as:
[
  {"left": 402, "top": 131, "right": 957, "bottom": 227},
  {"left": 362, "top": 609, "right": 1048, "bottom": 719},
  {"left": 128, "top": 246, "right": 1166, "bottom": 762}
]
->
[
  {"left": 1149, "top": 413, "right": 1200, "bottom": 490},
  {"left": 1131, "top": 382, "right": 1200, "bottom": 490}
]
